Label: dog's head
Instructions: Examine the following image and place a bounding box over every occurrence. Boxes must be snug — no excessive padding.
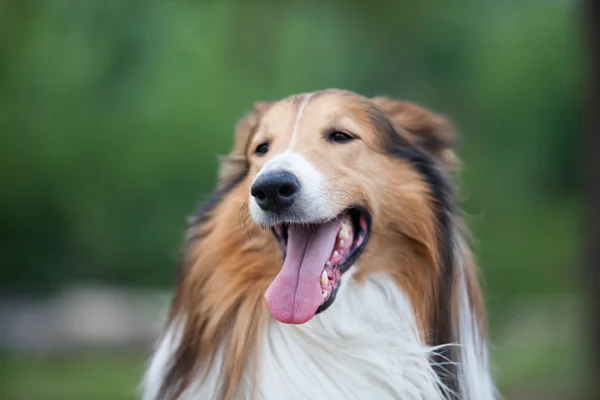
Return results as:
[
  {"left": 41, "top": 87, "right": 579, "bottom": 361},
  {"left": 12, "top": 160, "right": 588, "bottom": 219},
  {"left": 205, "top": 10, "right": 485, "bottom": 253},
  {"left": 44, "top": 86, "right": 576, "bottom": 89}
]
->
[{"left": 221, "top": 89, "right": 457, "bottom": 325}]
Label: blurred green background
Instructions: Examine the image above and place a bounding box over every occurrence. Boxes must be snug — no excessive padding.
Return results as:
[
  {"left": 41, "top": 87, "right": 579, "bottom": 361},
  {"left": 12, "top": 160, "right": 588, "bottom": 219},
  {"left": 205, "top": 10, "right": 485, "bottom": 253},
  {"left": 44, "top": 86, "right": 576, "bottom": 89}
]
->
[{"left": 0, "top": 1, "right": 586, "bottom": 399}]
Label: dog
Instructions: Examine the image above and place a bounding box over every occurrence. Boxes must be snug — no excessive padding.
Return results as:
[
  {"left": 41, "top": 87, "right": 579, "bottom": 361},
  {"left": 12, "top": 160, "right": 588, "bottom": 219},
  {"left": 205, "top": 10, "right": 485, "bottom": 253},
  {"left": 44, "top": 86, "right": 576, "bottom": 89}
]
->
[{"left": 141, "top": 89, "right": 496, "bottom": 400}]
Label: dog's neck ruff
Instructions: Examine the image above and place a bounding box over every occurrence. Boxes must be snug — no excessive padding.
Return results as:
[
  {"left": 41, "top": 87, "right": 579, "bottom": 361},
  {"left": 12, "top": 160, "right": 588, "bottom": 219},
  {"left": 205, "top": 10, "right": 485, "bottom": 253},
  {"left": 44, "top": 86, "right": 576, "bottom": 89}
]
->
[{"left": 142, "top": 271, "right": 494, "bottom": 400}]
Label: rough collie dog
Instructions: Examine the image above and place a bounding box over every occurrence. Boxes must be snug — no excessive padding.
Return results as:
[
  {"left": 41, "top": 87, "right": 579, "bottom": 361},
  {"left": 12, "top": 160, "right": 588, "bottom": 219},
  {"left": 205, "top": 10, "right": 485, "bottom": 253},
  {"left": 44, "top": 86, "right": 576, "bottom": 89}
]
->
[{"left": 142, "top": 89, "right": 496, "bottom": 400}]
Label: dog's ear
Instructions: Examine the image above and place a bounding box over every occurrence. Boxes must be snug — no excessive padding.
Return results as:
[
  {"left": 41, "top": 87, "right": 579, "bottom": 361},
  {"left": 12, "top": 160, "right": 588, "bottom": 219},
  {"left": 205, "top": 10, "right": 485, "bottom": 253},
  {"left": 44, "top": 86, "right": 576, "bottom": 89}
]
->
[
  {"left": 218, "top": 101, "right": 272, "bottom": 189},
  {"left": 372, "top": 97, "right": 458, "bottom": 171}
]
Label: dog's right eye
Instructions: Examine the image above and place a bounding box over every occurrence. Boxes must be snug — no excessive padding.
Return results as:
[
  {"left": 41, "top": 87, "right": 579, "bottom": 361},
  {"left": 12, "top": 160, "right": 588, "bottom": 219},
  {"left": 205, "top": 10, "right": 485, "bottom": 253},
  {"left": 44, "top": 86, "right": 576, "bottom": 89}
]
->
[
  {"left": 327, "top": 131, "right": 355, "bottom": 143},
  {"left": 255, "top": 143, "right": 269, "bottom": 155}
]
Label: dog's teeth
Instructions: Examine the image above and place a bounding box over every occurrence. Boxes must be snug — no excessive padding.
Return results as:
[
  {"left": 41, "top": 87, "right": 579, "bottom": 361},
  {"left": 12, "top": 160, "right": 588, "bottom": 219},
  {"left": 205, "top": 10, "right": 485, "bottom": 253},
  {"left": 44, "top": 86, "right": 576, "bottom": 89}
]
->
[
  {"left": 322, "top": 291, "right": 328, "bottom": 298},
  {"left": 326, "top": 261, "right": 332, "bottom": 267},
  {"left": 339, "top": 240, "right": 345, "bottom": 248},
  {"left": 320, "top": 271, "right": 328, "bottom": 286},
  {"left": 333, "top": 250, "right": 340, "bottom": 258}
]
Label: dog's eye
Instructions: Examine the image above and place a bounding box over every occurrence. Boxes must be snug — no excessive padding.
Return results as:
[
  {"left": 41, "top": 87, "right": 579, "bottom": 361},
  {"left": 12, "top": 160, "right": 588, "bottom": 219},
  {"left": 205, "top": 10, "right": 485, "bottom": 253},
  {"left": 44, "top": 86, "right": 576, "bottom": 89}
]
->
[
  {"left": 255, "top": 142, "right": 269, "bottom": 155},
  {"left": 328, "top": 131, "right": 354, "bottom": 143}
]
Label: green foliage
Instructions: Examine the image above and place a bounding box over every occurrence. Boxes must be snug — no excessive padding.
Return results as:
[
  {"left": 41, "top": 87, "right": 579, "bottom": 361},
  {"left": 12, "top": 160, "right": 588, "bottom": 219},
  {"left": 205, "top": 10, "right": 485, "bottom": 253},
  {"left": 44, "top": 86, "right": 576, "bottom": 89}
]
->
[{"left": 0, "top": 0, "right": 581, "bottom": 319}]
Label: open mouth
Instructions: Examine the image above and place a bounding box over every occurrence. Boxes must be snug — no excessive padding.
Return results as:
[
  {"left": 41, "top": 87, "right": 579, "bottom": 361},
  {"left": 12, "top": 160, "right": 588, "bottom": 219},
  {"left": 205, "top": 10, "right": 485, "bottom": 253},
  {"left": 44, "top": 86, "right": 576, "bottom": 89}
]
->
[{"left": 264, "top": 208, "right": 370, "bottom": 324}]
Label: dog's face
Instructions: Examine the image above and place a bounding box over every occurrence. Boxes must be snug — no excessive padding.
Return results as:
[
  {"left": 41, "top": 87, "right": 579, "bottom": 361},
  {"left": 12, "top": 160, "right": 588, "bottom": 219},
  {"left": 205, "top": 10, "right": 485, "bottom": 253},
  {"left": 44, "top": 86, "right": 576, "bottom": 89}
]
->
[
  {"left": 248, "top": 92, "right": 379, "bottom": 226},
  {"left": 226, "top": 89, "right": 455, "bottom": 325}
]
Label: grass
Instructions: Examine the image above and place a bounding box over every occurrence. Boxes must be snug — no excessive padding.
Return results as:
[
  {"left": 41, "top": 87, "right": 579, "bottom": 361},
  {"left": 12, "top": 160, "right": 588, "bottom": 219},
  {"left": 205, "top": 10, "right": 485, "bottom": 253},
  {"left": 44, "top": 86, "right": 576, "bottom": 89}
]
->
[{"left": 0, "top": 352, "right": 145, "bottom": 400}]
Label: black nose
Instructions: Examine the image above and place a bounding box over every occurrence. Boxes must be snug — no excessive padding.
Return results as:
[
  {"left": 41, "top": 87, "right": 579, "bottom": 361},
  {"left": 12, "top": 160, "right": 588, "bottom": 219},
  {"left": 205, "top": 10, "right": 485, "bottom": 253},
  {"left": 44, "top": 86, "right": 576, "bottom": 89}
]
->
[{"left": 251, "top": 171, "right": 300, "bottom": 212}]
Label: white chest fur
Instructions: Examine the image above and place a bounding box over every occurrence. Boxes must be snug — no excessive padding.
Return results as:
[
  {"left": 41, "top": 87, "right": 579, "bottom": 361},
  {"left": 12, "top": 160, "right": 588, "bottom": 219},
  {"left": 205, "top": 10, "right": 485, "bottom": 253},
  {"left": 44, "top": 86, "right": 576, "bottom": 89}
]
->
[
  {"left": 142, "top": 273, "right": 452, "bottom": 400},
  {"left": 249, "top": 274, "right": 446, "bottom": 400}
]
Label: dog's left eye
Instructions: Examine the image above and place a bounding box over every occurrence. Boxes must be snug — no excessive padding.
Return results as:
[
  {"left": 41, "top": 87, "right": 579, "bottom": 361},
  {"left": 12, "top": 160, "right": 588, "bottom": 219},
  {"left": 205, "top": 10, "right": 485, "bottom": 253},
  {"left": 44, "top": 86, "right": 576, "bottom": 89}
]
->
[
  {"left": 328, "top": 131, "right": 354, "bottom": 143},
  {"left": 255, "top": 142, "right": 269, "bottom": 155}
]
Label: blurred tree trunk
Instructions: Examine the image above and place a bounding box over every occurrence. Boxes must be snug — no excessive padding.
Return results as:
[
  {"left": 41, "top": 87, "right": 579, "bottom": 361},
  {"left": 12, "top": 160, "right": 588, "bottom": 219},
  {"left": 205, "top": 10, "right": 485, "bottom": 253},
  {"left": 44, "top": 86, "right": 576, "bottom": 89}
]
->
[{"left": 586, "top": 0, "right": 600, "bottom": 398}]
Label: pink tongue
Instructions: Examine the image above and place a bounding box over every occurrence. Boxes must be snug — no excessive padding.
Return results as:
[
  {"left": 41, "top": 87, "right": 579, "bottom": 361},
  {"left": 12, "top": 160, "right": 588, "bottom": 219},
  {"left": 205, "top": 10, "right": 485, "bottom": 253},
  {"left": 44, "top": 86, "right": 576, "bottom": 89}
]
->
[{"left": 265, "top": 220, "right": 340, "bottom": 324}]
